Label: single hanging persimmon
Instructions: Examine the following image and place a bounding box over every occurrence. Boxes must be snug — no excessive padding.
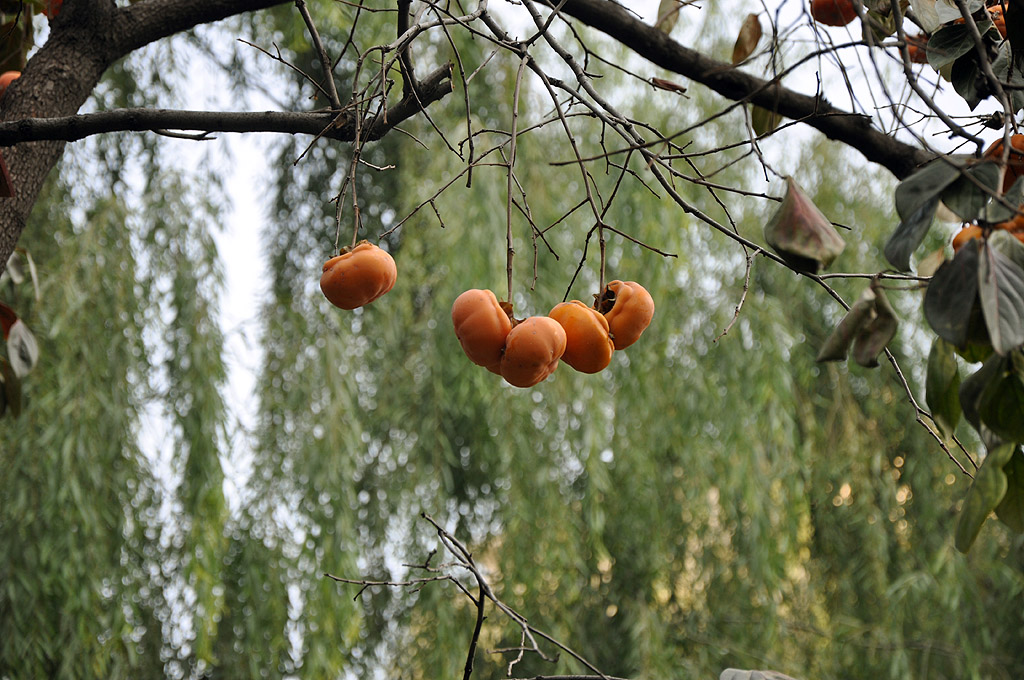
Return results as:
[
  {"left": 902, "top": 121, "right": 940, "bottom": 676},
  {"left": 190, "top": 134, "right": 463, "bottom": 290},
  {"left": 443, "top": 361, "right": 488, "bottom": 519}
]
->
[
  {"left": 548, "top": 300, "right": 615, "bottom": 373},
  {"left": 598, "top": 281, "right": 655, "bottom": 350},
  {"left": 452, "top": 289, "right": 513, "bottom": 374},
  {"left": 809, "top": 0, "right": 857, "bottom": 26},
  {"left": 983, "top": 134, "right": 1024, "bottom": 193},
  {"left": 499, "top": 316, "right": 566, "bottom": 388},
  {"left": 320, "top": 241, "right": 397, "bottom": 310}
]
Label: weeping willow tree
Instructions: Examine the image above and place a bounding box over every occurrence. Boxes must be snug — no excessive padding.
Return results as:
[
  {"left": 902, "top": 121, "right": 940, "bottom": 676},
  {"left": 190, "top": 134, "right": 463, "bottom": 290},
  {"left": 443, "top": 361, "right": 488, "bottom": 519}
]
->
[{"left": 2, "top": 2, "right": 1024, "bottom": 680}]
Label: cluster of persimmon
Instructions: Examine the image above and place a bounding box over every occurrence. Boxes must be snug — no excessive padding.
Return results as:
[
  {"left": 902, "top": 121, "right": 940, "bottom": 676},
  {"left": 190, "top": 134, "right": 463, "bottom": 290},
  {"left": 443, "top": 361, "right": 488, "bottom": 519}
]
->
[
  {"left": 451, "top": 281, "right": 654, "bottom": 388},
  {"left": 951, "top": 134, "right": 1024, "bottom": 252},
  {"left": 320, "top": 241, "right": 397, "bottom": 310}
]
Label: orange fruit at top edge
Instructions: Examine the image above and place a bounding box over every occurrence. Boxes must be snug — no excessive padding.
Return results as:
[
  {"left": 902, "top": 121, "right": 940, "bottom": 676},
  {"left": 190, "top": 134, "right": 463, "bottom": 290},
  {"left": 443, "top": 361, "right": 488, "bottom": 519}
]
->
[
  {"left": 319, "top": 241, "right": 397, "bottom": 310},
  {"left": 43, "top": 0, "right": 63, "bottom": 19},
  {"left": 452, "top": 289, "right": 513, "bottom": 374},
  {"left": 951, "top": 225, "right": 984, "bottom": 252},
  {"left": 810, "top": 0, "right": 857, "bottom": 26},
  {"left": 0, "top": 71, "right": 20, "bottom": 98},
  {"left": 549, "top": 300, "right": 615, "bottom": 374},
  {"left": 499, "top": 316, "right": 567, "bottom": 388},
  {"left": 955, "top": 7, "right": 1006, "bottom": 37},
  {"left": 599, "top": 280, "right": 655, "bottom": 350},
  {"left": 984, "top": 134, "right": 1024, "bottom": 194},
  {"left": 952, "top": 214, "right": 1024, "bottom": 252}
]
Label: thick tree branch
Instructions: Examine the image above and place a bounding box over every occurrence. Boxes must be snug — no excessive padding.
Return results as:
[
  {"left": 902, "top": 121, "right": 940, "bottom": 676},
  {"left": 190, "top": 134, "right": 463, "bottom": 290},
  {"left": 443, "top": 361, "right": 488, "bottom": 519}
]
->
[
  {"left": 542, "top": 0, "right": 934, "bottom": 179},
  {"left": 0, "top": 64, "right": 453, "bottom": 145}
]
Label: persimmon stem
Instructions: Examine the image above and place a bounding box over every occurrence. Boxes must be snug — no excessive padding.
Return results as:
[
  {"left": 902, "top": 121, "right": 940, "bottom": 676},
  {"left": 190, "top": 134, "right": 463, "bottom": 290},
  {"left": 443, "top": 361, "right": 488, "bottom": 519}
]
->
[{"left": 506, "top": 57, "right": 527, "bottom": 302}]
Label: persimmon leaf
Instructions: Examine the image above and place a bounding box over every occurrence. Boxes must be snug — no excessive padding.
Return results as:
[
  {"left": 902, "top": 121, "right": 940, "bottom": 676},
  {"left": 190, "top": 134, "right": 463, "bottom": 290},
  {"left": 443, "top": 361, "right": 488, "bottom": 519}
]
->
[
  {"left": 926, "top": 337, "right": 962, "bottom": 439},
  {"left": 977, "top": 241, "right": 1024, "bottom": 354},
  {"left": 928, "top": 23, "right": 978, "bottom": 69},
  {"left": 924, "top": 239, "right": 981, "bottom": 347},
  {"left": 941, "top": 161, "right": 1001, "bottom": 221},
  {"left": 996, "top": 450, "right": 1024, "bottom": 533},
  {"left": 977, "top": 351, "right": 1024, "bottom": 441},
  {"left": 884, "top": 197, "right": 939, "bottom": 271},
  {"left": 955, "top": 442, "right": 1017, "bottom": 553},
  {"left": 895, "top": 158, "right": 963, "bottom": 222}
]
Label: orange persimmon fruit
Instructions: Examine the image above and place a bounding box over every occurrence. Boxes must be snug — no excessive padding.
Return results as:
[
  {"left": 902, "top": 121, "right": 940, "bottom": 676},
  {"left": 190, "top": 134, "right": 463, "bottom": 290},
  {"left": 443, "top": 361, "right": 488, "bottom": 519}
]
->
[
  {"left": 0, "top": 71, "right": 20, "bottom": 98},
  {"left": 810, "top": 0, "right": 857, "bottom": 26},
  {"left": 952, "top": 214, "right": 1024, "bottom": 252},
  {"left": 319, "top": 240, "right": 397, "bottom": 310},
  {"left": 452, "top": 289, "right": 513, "bottom": 374},
  {"left": 499, "top": 316, "right": 567, "bottom": 388},
  {"left": 598, "top": 280, "right": 655, "bottom": 350},
  {"left": 548, "top": 300, "right": 615, "bottom": 374},
  {"left": 43, "top": 0, "right": 63, "bottom": 19},
  {"left": 951, "top": 224, "right": 984, "bottom": 252},
  {"left": 955, "top": 7, "right": 1006, "bottom": 37},
  {"left": 983, "top": 134, "right": 1024, "bottom": 193},
  {"left": 905, "top": 35, "right": 929, "bottom": 64}
]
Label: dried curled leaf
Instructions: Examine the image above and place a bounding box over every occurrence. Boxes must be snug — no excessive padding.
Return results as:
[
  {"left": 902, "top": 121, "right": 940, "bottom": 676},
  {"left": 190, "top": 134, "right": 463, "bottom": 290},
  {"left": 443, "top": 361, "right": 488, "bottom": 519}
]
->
[
  {"left": 816, "top": 281, "right": 898, "bottom": 366},
  {"left": 732, "top": 14, "right": 763, "bottom": 64},
  {"left": 764, "top": 177, "right": 845, "bottom": 273}
]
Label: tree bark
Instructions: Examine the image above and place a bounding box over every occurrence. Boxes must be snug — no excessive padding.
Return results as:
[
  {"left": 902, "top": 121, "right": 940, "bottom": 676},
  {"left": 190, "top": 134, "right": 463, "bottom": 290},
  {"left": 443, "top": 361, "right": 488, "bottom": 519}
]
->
[
  {"left": 541, "top": 0, "right": 934, "bottom": 179},
  {"left": 0, "top": 0, "right": 290, "bottom": 273}
]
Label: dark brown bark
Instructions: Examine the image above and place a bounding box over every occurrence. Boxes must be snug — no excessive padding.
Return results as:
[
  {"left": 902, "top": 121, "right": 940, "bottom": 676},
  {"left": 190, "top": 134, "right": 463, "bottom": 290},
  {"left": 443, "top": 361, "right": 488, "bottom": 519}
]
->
[
  {"left": 541, "top": 0, "right": 934, "bottom": 179},
  {"left": 0, "top": 0, "right": 290, "bottom": 272},
  {"left": 0, "top": 0, "right": 938, "bottom": 274}
]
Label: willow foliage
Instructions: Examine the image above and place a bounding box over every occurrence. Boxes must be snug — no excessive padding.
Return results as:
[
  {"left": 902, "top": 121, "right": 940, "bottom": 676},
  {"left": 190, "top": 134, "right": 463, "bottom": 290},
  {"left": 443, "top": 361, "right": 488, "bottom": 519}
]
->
[{"left": 2, "top": 4, "right": 1023, "bottom": 680}]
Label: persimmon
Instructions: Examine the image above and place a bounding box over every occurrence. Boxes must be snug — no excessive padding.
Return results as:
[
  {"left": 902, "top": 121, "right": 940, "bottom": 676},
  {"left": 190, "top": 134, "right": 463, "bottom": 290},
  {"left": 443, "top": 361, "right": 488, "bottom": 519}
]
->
[
  {"left": 598, "top": 280, "right": 655, "bottom": 350},
  {"left": 955, "top": 7, "right": 1005, "bottom": 37},
  {"left": 549, "top": 300, "right": 615, "bottom": 374},
  {"left": 0, "top": 71, "right": 19, "bottom": 98},
  {"left": 499, "top": 316, "right": 566, "bottom": 388},
  {"left": 43, "top": 0, "right": 62, "bottom": 19},
  {"left": 452, "top": 289, "right": 513, "bottom": 374},
  {"left": 983, "top": 134, "right": 1024, "bottom": 193},
  {"left": 952, "top": 215, "right": 1024, "bottom": 252},
  {"left": 319, "top": 240, "right": 397, "bottom": 310},
  {"left": 809, "top": 0, "right": 857, "bottom": 26},
  {"left": 905, "top": 35, "right": 929, "bottom": 64},
  {"left": 952, "top": 224, "right": 983, "bottom": 252}
]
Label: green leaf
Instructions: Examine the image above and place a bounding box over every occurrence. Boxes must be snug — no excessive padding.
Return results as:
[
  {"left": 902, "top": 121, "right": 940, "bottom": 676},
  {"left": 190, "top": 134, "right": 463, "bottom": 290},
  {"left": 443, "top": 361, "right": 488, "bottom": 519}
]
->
[
  {"left": 977, "top": 241, "right": 1024, "bottom": 354},
  {"left": 928, "top": 23, "right": 978, "bottom": 70},
  {"left": 996, "top": 449, "right": 1024, "bottom": 533},
  {"left": 751, "top": 104, "right": 782, "bottom": 136},
  {"left": 955, "top": 442, "right": 1017, "bottom": 552},
  {"left": 977, "top": 350, "right": 1024, "bottom": 441},
  {"left": 926, "top": 337, "right": 962, "bottom": 438},
  {"left": 924, "top": 239, "right": 981, "bottom": 347},
  {"left": 988, "top": 229, "right": 1024, "bottom": 270},
  {"left": 884, "top": 197, "right": 939, "bottom": 271},
  {"left": 984, "top": 176, "right": 1024, "bottom": 223},
  {"left": 951, "top": 53, "right": 983, "bottom": 110},
  {"left": 941, "top": 161, "right": 1001, "bottom": 221},
  {"left": 895, "top": 158, "right": 963, "bottom": 223},
  {"left": 960, "top": 352, "right": 1005, "bottom": 434}
]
